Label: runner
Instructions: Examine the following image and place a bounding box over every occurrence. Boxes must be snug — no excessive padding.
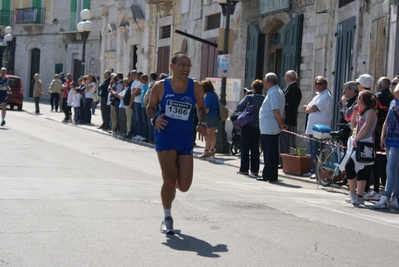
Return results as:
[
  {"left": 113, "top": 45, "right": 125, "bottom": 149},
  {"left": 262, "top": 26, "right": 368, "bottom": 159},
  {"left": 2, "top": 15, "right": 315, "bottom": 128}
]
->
[
  {"left": 146, "top": 52, "right": 207, "bottom": 234},
  {"left": 0, "top": 67, "right": 10, "bottom": 126}
]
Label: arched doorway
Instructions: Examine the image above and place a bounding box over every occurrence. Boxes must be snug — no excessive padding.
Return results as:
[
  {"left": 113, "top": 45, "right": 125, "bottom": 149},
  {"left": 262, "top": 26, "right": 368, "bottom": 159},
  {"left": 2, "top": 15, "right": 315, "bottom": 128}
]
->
[{"left": 29, "top": 48, "right": 41, "bottom": 97}]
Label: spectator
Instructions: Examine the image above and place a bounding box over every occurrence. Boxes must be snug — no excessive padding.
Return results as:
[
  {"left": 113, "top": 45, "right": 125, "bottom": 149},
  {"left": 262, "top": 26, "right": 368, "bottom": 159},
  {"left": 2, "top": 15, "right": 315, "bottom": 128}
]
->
[
  {"left": 235, "top": 79, "right": 265, "bottom": 176},
  {"left": 48, "top": 74, "right": 62, "bottom": 112},
  {"left": 129, "top": 70, "right": 141, "bottom": 138},
  {"left": 125, "top": 71, "right": 134, "bottom": 138},
  {"left": 356, "top": 73, "right": 374, "bottom": 91},
  {"left": 302, "top": 76, "right": 333, "bottom": 178},
  {"left": 257, "top": 73, "right": 286, "bottom": 182},
  {"left": 32, "top": 73, "right": 43, "bottom": 114},
  {"left": 78, "top": 77, "right": 86, "bottom": 123},
  {"left": 279, "top": 70, "right": 302, "bottom": 167},
  {"left": 366, "top": 77, "right": 395, "bottom": 200},
  {"left": 0, "top": 67, "right": 10, "bottom": 126},
  {"left": 109, "top": 75, "right": 118, "bottom": 133},
  {"left": 117, "top": 78, "right": 130, "bottom": 138},
  {"left": 83, "top": 74, "right": 97, "bottom": 125},
  {"left": 58, "top": 72, "right": 66, "bottom": 112},
  {"left": 345, "top": 90, "right": 378, "bottom": 205},
  {"left": 389, "top": 75, "right": 399, "bottom": 93},
  {"left": 66, "top": 81, "right": 75, "bottom": 123},
  {"left": 140, "top": 74, "right": 150, "bottom": 141},
  {"left": 200, "top": 80, "right": 220, "bottom": 158},
  {"left": 143, "top": 72, "right": 158, "bottom": 143},
  {"left": 61, "top": 73, "right": 73, "bottom": 122},
  {"left": 374, "top": 85, "right": 399, "bottom": 208},
  {"left": 340, "top": 81, "right": 358, "bottom": 140},
  {"left": 72, "top": 86, "right": 82, "bottom": 125},
  {"left": 98, "top": 70, "right": 111, "bottom": 130},
  {"left": 132, "top": 72, "right": 145, "bottom": 140}
]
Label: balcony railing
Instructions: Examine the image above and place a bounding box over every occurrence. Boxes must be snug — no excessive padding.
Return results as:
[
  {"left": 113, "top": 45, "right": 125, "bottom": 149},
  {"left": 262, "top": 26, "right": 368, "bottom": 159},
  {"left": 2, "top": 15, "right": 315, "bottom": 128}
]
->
[
  {"left": 0, "top": 10, "right": 14, "bottom": 26},
  {"left": 14, "top": 7, "right": 45, "bottom": 25}
]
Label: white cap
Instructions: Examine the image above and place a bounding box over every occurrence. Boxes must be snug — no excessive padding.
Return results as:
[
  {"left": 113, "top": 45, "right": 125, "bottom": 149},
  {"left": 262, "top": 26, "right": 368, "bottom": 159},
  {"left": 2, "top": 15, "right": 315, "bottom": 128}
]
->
[{"left": 356, "top": 74, "right": 374, "bottom": 89}]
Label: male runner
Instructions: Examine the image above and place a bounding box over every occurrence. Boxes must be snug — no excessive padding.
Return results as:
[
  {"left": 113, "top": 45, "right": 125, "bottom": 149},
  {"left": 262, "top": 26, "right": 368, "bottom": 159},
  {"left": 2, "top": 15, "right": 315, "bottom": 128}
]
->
[{"left": 146, "top": 52, "right": 207, "bottom": 234}]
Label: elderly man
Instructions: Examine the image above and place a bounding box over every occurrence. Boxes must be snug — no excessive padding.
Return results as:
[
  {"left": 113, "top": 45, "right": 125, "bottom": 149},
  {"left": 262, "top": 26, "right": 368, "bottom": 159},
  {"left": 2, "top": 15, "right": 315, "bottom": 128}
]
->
[
  {"left": 257, "top": 72, "right": 286, "bottom": 182},
  {"left": 303, "top": 76, "right": 333, "bottom": 178},
  {"left": 279, "top": 70, "right": 302, "bottom": 167}
]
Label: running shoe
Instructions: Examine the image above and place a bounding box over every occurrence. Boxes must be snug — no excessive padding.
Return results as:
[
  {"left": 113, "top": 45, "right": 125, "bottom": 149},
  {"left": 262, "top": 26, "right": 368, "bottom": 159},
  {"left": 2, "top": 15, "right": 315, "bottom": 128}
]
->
[
  {"left": 1, "top": 120, "right": 5, "bottom": 126},
  {"left": 345, "top": 192, "right": 359, "bottom": 205},
  {"left": 373, "top": 195, "right": 389, "bottom": 209},
  {"left": 160, "top": 216, "right": 174, "bottom": 234},
  {"left": 390, "top": 196, "right": 399, "bottom": 208},
  {"left": 364, "top": 190, "right": 381, "bottom": 201}
]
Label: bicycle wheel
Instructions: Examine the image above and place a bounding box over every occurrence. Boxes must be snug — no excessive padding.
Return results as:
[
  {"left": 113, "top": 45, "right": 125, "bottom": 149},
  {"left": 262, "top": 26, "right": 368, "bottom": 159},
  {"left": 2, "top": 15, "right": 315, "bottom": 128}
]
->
[
  {"left": 315, "top": 145, "right": 336, "bottom": 187},
  {"left": 230, "top": 141, "right": 239, "bottom": 155}
]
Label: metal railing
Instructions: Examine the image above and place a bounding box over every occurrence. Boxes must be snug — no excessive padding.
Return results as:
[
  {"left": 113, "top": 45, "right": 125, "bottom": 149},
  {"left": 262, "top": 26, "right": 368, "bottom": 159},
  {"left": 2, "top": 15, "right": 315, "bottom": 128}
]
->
[
  {"left": 14, "top": 7, "right": 45, "bottom": 25},
  {"left": 0, "top": 10, "right": 14, "bottom": 26}
]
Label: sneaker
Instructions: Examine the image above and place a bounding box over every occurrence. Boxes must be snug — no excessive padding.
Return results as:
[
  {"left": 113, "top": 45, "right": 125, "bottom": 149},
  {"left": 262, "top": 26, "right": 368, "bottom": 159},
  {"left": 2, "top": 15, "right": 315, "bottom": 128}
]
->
[
  {"left": 303, "top": 172, "right": 313, "bottom": 177},
  {"left": 160, "top": 216, "right": 174, "bottom": 234},
  {"left": 373, "top": 195, "right": 390, "bottom": 209},
  {"left": 364, "top": 190, "right": 381, "bottom": 201},
  {"left": 1, "top": 120, "right": 5, "bottom": 126},
  {"left": 345, "top": 192, "right": 359, "bottom": 205},
  {"left": 310, "top": 173, "right": 316, "bottom": 179},
  {"left": 358, "top": 195, "right": 365, "bottom": 205},
  {"left": 390, "top": 196, "right": 399, "bottom": 208}
]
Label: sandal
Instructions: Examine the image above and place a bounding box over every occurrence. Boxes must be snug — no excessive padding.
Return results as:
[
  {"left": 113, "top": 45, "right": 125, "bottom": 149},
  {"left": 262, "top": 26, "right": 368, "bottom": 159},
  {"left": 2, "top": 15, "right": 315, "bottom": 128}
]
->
[
  {"left": 210, "top": 149, "right": 216, "bottom": 157},
  {"left": 200, "top": 149, "right": 211, "bottom": 158}
]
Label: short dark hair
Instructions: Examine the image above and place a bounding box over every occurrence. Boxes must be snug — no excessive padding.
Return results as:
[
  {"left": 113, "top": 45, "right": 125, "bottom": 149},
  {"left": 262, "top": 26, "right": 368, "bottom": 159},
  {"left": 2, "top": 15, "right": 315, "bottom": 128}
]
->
[
  {"left": 117, "top": 72, "right": 123, "bottom": 79},
  {"left": 150, "top": 72, "right": 158, "bottom": 81}
]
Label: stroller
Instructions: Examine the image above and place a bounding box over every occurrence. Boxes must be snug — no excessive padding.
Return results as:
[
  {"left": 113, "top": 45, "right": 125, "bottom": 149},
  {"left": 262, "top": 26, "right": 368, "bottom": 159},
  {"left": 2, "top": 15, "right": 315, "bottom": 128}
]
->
[{"left": 229, "top": 112, "right": 241, "bottom": 155}]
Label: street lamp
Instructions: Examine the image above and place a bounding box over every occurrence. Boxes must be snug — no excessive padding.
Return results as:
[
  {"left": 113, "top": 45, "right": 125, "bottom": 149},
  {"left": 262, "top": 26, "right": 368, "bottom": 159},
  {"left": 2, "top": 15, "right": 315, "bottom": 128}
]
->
[
  {"left": 77, "top": 9, "right": 93, "bottom": 76},
  {"left": 4, "top": 26, "right": 13, "bottom": 73},
  {"left": 215, "top": 0, "right": 238, "bottom": 153}
]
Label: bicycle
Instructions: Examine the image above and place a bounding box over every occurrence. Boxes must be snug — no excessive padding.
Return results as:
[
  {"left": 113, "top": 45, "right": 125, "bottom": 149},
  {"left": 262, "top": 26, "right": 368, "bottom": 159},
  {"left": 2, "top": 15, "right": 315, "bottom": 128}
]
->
[{"left": 314, "top": 123, "right": 349, "bottom": 187}]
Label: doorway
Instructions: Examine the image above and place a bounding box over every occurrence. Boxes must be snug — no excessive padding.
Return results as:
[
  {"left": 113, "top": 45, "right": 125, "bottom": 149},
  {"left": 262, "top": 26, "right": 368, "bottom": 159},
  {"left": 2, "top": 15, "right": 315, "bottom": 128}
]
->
[{"left": 29, "top": 48, "right": 41, "bottom": 97}]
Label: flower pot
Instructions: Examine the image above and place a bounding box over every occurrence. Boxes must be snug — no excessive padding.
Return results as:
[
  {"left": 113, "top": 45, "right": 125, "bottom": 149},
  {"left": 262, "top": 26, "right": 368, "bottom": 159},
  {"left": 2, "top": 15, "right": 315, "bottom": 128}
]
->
[{"left": 281, "top": 153, "right": 311, "bottom": 176}]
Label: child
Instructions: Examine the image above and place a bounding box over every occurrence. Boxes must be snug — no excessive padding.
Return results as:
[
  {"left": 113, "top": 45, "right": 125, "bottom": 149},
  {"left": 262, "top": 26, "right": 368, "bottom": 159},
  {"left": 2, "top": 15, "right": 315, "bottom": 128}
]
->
[
  {"left": 72, "top": 87, "right": 82, "bottom": 125},
  {"left": 66, "top": 82, "right": 74, "bottom": 123}
]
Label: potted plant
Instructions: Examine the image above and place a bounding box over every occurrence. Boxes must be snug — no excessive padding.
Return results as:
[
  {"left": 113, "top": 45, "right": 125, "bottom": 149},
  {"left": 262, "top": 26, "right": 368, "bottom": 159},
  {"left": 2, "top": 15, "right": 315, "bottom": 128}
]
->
[{"left": 280, "top": 147, "right": 311, "bottom": 176}]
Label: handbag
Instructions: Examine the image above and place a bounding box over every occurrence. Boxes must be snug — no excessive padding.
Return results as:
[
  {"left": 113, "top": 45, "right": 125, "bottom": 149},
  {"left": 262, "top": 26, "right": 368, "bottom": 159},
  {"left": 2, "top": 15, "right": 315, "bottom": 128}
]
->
[
  {"left": 355, "top": 141, "right": 375, "bottom": 163},
  {"left": 234, "top": 98, "right": 254, "bottom": 129},
  {"left": 92, "top": 91, "right": 99, "bottom": 102}
]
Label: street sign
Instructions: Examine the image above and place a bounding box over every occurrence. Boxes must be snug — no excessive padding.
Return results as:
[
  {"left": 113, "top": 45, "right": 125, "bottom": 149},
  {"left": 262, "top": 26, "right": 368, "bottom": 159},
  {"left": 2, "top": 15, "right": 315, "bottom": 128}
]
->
[{"left": 216, "top": 54, "right": 230, "bottom": 78}]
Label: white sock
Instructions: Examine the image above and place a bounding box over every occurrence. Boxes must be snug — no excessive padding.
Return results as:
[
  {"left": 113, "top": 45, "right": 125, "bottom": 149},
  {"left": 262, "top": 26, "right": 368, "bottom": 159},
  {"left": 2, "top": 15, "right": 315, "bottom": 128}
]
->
[{"left": 163, "top": 209, "right": 171, "bottom": 218}]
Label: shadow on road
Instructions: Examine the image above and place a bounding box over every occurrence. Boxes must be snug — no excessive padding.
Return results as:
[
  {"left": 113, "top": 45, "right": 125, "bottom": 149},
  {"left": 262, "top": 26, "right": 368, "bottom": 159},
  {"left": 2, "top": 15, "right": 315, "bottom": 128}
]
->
[{"left": 162, "top": 230, "right": 228, "bottom": 257}]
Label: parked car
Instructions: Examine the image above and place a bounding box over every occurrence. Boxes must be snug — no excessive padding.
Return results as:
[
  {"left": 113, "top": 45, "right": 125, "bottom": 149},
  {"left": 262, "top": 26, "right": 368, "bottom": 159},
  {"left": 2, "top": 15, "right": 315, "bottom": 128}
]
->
[{"left": 6, "top": 74, "right": 23, "bottom": 111}]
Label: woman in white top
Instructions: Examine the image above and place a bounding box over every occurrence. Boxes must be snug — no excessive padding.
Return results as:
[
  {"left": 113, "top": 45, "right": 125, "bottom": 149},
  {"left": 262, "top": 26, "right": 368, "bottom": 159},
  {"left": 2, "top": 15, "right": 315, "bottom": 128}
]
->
[{"left": 83, "top": 74, "right": 97, "bottom": 124}]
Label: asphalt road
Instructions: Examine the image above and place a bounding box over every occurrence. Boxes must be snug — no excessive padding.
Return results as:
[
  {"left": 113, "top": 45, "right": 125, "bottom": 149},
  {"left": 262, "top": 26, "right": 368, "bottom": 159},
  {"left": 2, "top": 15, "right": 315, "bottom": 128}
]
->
[{"left": 0, "top": 105, "right": 399, "bottom": 267}]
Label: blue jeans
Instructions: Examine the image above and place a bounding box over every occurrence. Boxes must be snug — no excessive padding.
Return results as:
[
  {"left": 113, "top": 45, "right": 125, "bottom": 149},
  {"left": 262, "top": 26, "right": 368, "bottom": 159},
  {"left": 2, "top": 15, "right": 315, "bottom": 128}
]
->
[
  {"left": 383, "top": 146, "right": 399, "bottom": 198},
  {"left": 141, "top": 107, "right": 148, "bottom": 139}
]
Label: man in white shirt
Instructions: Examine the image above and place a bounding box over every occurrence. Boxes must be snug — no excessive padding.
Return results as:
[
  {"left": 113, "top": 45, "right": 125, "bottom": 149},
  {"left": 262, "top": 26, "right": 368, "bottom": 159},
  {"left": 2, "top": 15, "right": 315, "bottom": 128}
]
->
[
  {"left": 302, "top": 76, "right": 333, "bottom": 178},
  {"left": 258, "top": 72, "right": 286, "bottom": 182}
]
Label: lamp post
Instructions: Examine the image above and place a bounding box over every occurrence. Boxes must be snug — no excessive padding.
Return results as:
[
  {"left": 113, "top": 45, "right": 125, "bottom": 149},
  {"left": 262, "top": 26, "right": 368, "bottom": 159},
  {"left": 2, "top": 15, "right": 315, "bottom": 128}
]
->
[
  {"left": 77, "top": 9, "right": 93, "bottom": 76},
  {"left": 4, "top": 26, "right": 13, "bottom": 73},
  {"left": 216, "top": 0, "right": 238, "bottom": 153}
]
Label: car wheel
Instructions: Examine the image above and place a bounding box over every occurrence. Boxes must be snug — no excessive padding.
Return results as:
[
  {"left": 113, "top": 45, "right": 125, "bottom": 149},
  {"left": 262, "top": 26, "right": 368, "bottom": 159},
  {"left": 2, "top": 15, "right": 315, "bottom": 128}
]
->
[{"left": 17, "top": 104, "right": 23, "bottom": 111}]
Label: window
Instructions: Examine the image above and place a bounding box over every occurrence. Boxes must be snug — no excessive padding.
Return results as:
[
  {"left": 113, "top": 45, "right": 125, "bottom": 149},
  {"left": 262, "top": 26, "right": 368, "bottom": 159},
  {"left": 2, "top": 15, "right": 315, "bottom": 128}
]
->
[
  {"left": 70, "top": 0, "right": 91, "bottom": 31},
  {"left": 206, "top": 13, "right": 221, "bottom": 31},
  {"left": 339, "top": 0, "right": 354, "bottom": 8},
  {"left": 160, "top": 25, "right": 171, "bottom": 39}
]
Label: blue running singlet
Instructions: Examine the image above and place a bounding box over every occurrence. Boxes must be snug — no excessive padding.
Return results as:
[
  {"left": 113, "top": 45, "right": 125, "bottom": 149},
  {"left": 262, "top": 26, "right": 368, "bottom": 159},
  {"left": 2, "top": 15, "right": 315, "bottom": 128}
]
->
[{"left": 154, "top": 78, "right": 196, "bottom": 154}]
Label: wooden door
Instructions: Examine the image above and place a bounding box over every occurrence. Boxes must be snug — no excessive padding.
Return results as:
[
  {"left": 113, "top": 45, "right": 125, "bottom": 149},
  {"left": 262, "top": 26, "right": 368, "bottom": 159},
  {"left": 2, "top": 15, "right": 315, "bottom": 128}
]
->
[
  {"left": 244, "top": 24, "right": 265, "bottom": 88},
  {"left": 156, "top": 46, "right": 170, "bottom": 77},
  {"left": 200, "top": 37, "right": 218, "bottom": 81}
]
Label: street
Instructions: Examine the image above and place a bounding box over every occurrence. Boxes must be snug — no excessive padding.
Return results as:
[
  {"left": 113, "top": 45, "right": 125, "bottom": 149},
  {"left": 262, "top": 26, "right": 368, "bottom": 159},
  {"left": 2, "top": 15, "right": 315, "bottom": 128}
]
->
[{"left": 0, "top": 102, "right": 399, "bottom": 267}]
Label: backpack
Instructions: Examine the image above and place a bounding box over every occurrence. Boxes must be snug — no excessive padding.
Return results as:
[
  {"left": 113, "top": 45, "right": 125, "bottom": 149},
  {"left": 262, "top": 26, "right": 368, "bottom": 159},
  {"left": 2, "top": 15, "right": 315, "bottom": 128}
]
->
[{"left": 219, "top": 104, "right": 229, "bottom": 121}]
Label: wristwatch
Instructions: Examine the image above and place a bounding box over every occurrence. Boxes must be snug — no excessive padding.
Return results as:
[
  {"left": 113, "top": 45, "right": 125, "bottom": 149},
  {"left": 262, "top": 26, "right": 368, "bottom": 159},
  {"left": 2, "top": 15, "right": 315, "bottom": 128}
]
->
[
  {"left": 150, "top": 117, "right": 157, "bottom": 126},
  {"left": 198, "top": 121, "right": 207, "bottom": 127}
]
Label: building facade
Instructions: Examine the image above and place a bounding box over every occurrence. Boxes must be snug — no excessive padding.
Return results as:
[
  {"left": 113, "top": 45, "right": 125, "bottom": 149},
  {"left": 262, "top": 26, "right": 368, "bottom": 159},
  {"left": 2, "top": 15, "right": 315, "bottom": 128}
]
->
[{"left": 2, "top": 0, "right": 399, "bottom": 136}]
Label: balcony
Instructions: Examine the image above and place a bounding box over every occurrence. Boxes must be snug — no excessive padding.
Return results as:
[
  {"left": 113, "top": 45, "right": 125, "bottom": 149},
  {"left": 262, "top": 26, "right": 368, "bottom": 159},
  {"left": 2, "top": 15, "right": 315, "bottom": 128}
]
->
[
  {"left": 0, "top": 10, "right": 14, "bottom": 26},
  {"left": 14, "top": 7, "right": 45, "bottom": 25}
]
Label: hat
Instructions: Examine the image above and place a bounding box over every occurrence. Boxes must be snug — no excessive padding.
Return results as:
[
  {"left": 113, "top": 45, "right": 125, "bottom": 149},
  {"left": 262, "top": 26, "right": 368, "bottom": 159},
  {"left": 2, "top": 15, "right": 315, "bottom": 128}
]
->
[{"left": 356, "top": 74, "right": 374, "bottom": 89}]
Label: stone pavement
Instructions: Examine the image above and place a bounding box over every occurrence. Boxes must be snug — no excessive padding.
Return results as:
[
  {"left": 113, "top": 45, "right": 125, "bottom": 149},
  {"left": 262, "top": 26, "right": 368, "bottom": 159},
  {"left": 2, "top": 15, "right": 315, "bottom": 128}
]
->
[{"left": 18, "top": 99, "right": 337, "bottom": 187}]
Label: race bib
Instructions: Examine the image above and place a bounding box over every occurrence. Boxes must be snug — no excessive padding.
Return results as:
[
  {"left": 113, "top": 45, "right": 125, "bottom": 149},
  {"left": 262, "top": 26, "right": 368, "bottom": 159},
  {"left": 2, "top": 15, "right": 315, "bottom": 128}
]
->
[{"left": 165, "top": 100, "right": 192, "bottom": 121}]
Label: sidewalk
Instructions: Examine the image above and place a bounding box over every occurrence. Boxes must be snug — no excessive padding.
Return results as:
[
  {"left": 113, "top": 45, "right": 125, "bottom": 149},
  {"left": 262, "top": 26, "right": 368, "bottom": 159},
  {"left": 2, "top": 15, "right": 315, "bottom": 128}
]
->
[{"left": 20, "top": 99, "right": 333, "bottom": 187}]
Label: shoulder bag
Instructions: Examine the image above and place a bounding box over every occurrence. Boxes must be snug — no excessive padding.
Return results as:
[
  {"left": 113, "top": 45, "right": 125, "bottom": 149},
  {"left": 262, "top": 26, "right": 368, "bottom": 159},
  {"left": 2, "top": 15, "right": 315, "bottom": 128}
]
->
[
  {"left": 234, "top": 97, "right": 254, "bottom": 129},
  {"left": 355, "top": 141, "right": 375, "bottom": 163}
]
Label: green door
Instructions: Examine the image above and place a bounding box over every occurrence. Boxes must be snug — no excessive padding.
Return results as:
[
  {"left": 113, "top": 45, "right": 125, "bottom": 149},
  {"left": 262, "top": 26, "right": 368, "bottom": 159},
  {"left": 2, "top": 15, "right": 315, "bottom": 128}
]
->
[
  {"left": 280, "top": 14, "right": 304, "bottom": 87},
  {"left": 244, "top": 24, "right": 265, "bottom": 89},
  {"left": 29, "top": 48, "right": 41, "bottom": 97},
  {"left": 32, "top": 0, "right": 41, "bottom": 24},
  {"left": 1, "top": 0, "right": 11, "bottom": 26}
]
